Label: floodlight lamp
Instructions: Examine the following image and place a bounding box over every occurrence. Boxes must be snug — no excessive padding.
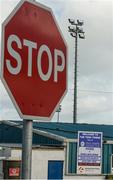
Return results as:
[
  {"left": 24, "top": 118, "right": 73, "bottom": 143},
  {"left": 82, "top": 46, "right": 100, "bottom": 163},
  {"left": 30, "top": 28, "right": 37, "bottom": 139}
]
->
[
  {"left": 79, "top": 34, "right": 85, "bottom": 39},
  {"left": 56, "top": 105, "right": 62, "bottom": 112},
  {"left": 59, "top": 105, "right": 62, "bottom": 111},
  {"left": 70, "top": 33, "right": 76, "bottom": 38},
  {"left": 77, "top": 19, "right": 84, "bottom": 26},
  {"left": 68, "top": 26, "right": 72, "bottom": 32},
  {"left": 68, "top": 26, "right": 76, "bottom": 33},
  {"left": 68, "top": 18, "right": 75, "bottom": 25}
]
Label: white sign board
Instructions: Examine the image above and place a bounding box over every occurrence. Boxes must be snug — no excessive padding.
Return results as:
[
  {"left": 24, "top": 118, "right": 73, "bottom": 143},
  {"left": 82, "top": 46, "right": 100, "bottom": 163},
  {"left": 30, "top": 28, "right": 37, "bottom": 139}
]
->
[{"left": 77, "top": 131, "right": 103, "bottom": 175}]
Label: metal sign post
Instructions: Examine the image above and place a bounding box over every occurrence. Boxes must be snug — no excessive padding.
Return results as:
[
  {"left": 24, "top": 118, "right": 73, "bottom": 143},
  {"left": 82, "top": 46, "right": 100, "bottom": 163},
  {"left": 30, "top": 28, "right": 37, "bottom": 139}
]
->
[{"left": 21, "top": 120, "right": 33, "bottom": 179}]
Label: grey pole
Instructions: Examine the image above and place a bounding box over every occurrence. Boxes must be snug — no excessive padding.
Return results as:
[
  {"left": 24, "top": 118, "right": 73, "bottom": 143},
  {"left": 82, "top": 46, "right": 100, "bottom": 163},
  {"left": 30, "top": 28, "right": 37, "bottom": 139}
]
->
[
  {"left": 21, "top": 119, "right": 33, "bottom": 179},
  {"left": 57, "top": 111, "right": 60, "bottom": 122},
  {"left": 56, "top": 105, "right": 61, "bottom": 123},
  {"left": 73, "top": 28, "right": 78, "bottom": 123}
]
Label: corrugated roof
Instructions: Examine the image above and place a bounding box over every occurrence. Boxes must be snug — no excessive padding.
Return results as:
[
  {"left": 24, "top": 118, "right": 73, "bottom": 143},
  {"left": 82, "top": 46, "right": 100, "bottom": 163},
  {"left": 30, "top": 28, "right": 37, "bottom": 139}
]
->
[
  {"left": 10, "top": 121, "right": 113, "bottom": 141},
  {"left": 33, "top": 122, "right": 113, "bottom": 140}
]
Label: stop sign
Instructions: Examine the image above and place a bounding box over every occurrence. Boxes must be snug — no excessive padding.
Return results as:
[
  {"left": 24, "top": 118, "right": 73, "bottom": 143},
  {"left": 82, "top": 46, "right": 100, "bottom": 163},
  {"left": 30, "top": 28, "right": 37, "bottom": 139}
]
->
[{"left": 1, "top": 0, "right": 67, "bottom": 120}]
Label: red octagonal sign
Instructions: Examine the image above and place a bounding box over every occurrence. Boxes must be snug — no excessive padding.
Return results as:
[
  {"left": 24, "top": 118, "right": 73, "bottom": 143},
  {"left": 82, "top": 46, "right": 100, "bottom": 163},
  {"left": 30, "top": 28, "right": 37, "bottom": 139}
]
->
[{"left": 1, "top": 0, "right": 67, "bottom": 120}]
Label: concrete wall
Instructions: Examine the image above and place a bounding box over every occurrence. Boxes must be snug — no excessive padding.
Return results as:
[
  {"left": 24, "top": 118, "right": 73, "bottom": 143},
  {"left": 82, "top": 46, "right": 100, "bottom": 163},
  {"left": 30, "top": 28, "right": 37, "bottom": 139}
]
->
[
  {"left": 0, "top": 160, "right": 3, "bottom": 179},
  {"left": 64, "top": 175, "right": 105, "bottom": 179}
]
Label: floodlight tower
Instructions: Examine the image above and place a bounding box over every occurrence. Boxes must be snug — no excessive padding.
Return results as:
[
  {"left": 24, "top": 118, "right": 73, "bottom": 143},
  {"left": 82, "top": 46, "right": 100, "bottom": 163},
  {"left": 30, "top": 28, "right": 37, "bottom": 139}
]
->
[
  {"left": 68, "top": 19, "right": 85, "bottom": 123},
  {"left": 56, "top": 105, "right": 62, "bottom": 122}
]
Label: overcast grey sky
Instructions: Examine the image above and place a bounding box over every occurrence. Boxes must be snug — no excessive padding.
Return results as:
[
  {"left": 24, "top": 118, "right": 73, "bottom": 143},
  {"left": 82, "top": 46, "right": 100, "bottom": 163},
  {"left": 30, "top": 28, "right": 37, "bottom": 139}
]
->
[{"left": 0, "top": 0, "right": 113, "bottom": 124}]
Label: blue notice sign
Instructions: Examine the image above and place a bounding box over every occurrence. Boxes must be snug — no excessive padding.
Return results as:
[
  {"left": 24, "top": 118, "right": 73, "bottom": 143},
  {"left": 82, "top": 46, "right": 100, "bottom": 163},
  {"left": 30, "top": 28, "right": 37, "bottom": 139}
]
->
[
  {"left": 77, "top": 131, "right": 103, "bottom": 174},
  {"left": 79, "top": 132, "right": 102, "bottom": 148}
]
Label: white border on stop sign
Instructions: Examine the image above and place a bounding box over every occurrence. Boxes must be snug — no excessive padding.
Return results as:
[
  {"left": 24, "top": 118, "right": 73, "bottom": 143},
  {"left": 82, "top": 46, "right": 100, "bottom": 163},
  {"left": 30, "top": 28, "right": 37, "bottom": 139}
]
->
[{"left": 0, "top": 0, "right": 68, "bottom": 121}]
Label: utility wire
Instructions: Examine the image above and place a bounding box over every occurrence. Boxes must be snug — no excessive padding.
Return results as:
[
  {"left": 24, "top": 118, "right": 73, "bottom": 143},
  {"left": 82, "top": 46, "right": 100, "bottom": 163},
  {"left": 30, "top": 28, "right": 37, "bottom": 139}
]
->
[
  {"left": 79, "top": 89, "right": 113, "bottom": 94},
  {"left": 78, "top": 109, "right": 113, "bottom": 115},
  {"left": 68, "top": 89, "right": 113, "bottom": 94}
]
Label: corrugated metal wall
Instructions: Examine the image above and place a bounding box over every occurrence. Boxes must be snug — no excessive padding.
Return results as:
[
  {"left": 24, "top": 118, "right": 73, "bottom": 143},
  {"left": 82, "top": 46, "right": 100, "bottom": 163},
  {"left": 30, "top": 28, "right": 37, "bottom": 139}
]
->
[
  {"left": 102, "top": 144, "right": 113, "bottom": 174},
  {"left": 0, "top": 124, "right": 22, "bottom": 144},
  {"left": 0, "top": 124, "right": 63, "bottom": 146},
  {"left": 33, "top": 133, "right": 63, "bottom": 146},
  {"left": 68, "top": 142, "right": 77, "bottom": 173},
  {"left": 68, "top": 142, "right": 113, "bottom": 174}
]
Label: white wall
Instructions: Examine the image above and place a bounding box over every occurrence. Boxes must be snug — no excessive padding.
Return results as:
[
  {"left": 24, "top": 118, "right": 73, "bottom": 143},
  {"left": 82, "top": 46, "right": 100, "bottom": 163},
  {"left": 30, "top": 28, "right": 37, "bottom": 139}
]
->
[
  {"left": 11, "top": 148, "right": 65, "bottom": 179},
  {"left": 32, "top": 148, "right": 65, "bottom": 179},
  {"left": 11, "top": 148, "right": 105, "bottom": 180}
]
